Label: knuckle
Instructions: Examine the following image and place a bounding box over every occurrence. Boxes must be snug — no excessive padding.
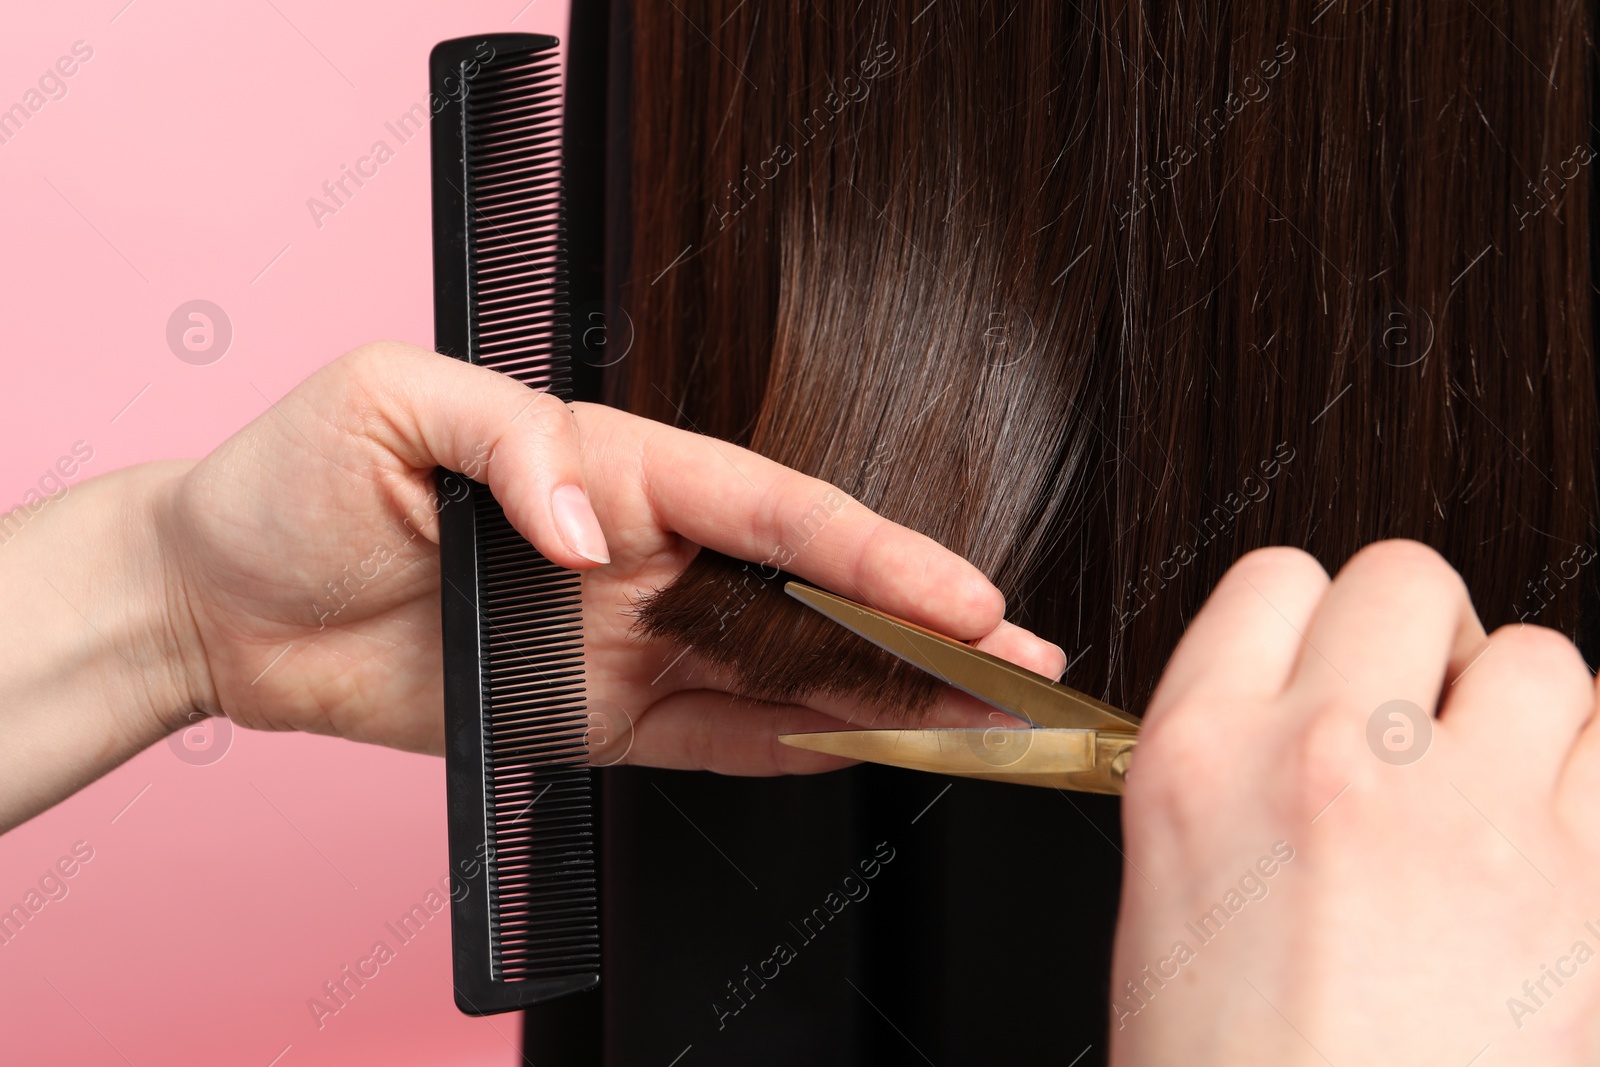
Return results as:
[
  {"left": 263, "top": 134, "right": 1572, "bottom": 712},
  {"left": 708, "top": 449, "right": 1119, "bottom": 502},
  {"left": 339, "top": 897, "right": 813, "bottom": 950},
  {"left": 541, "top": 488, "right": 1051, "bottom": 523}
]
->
[
  {"left": 339, "top": 341, "right": 385, "bottom": 375},
  {"left": 1486, "top": 623, "right": 1589, "bottom": 683},
  {"left": 852, "top": 517, "right": 899, "bottom": 581},
  {"left": 329, "top": 343, "right": 421, "bottom": 429},
  {"left": 769, "top": 477, "right": 854, "bottom": 568},
  {"left": 508, "top": 390, "right": 578, "bottom": 458},
  {"left": 1292, "top": 702, "right": 1376, "bottom": 815},
  {"left": 525, "top": 386, "right": 570, "bottom": 418},
  {"left": 519, "top": 388, "right": 572, "bottom": 429},
  {"left": 1341, "top": 539, "right": 1465, "bottom": 599},
  {"left": 338, "top": 340, "right": 413, "bottom": 386},
  {"left": 1221, "top": 544, "right": 1329, "bottom": 599},
  {"left": 1126, "top": 701, "right": 1235, "bottom": 818},
  {"left": 1231, "top": 544, "right": 1325, "bottom": 581},
  {"left": 328, "top": 346, "right": 380, "bottom": 405}
]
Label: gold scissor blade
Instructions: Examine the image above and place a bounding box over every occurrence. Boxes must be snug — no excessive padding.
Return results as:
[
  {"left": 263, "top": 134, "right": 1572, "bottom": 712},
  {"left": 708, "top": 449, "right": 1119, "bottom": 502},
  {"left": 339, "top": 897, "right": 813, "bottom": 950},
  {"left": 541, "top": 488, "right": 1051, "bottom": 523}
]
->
[
  {"left": 779, "top": 729, "right": 1134, "bottom": 795},
  {"left": 784, "top": 582, "right": 1140, "bottom": 733},
  {"left": 781, "top": 728, "right": 1095, "bottom": 774}
]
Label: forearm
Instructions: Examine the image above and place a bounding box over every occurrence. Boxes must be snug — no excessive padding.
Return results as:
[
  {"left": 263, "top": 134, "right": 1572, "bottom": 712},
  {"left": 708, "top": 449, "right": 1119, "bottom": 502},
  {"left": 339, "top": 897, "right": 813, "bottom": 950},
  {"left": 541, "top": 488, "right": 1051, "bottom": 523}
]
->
[{"left": 0, "top": 460, "right": 203, "bottom": 831}]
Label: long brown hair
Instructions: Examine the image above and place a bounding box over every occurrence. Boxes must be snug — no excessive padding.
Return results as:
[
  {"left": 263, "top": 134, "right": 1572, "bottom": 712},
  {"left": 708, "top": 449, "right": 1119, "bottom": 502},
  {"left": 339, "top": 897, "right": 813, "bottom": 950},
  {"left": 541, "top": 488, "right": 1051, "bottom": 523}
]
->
[{"left": 614, "top": 0, "right": 1596, "bottom": 716}]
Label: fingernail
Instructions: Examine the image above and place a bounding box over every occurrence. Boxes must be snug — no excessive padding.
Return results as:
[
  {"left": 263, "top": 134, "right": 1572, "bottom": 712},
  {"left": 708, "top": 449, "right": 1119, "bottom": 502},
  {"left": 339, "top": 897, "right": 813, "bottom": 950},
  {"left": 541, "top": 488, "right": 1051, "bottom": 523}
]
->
[{"left": 551, "top": 483, "right": 610, "bottom": 564}]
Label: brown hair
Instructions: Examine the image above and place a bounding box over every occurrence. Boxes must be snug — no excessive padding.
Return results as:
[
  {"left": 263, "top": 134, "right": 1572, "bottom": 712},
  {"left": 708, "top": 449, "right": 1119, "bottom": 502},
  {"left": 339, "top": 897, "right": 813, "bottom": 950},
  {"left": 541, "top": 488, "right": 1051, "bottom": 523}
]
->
[{"left": 614, "top": 0, "right": 1597, "bottom": 716}]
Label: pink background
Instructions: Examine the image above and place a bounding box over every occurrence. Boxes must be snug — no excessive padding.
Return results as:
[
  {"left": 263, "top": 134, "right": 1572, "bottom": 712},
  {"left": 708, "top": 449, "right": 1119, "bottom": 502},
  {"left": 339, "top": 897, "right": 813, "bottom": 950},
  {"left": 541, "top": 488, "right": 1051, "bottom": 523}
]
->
[{"left": 0, "top": 1, "right": 569, "bottom": 1063}]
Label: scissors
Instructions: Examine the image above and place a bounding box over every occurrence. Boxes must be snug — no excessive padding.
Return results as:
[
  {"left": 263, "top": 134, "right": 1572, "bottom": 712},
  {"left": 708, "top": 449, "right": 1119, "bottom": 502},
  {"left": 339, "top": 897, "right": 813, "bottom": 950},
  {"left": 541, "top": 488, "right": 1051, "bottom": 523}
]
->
[{"left": 777, "top": 582, "right": 1141, "bottom": 795}]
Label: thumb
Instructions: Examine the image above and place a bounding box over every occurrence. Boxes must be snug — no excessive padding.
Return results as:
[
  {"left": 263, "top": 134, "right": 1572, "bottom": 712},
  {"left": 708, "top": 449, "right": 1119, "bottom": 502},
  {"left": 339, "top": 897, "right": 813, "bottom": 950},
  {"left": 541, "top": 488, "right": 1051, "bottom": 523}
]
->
[{"left": 315, "top": 340, "right": 610, "bottom": 570}]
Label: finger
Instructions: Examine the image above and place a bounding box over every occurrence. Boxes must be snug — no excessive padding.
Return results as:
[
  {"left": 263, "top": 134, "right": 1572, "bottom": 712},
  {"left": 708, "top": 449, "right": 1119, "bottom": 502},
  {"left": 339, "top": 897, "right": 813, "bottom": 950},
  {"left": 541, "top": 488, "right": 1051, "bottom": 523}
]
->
[
  {"left": 599, "top": 405, "right": 1006, "bottom": 641},
  {"left": 328, "top": 342, "right": 610, "bottom": 570},
  {"left": 1284, "top": 540, "right": 1487, "bottom": 723},
  {"left": 1558, "top": 672, "right": 1600, "bottom": 834},
  {"left": 626, "top": 691, "right": 862, "bottom": 775},
  {"left": 1145, "top": 547, "right": 1330, "bottom": 725},
  {"left": 1447, "top": 622, "right": 1592, "bottom": 799},
  {"left": 973, "top": 621, "right": 1069, "bottom": 681}
]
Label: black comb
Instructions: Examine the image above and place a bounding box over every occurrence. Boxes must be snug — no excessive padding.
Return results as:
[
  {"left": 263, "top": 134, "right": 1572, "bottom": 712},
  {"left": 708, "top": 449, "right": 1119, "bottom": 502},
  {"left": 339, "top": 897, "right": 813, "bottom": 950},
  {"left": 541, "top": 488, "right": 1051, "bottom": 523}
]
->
[{"left": 429, "top": 32, "right": 599, "bottom": 1016}]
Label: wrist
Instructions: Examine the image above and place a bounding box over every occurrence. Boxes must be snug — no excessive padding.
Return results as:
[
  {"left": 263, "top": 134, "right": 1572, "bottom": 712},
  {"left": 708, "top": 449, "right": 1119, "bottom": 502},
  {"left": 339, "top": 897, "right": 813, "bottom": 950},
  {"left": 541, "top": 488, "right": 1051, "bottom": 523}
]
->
[
  {"left": 136, "top": 460, "right": 217, "bottom": 735},
  {"left": 0, "top": 459, "right": 209, "bottom": 829},
  {"left": 63, "top": 460, "right": 212, "bottom": 744}
]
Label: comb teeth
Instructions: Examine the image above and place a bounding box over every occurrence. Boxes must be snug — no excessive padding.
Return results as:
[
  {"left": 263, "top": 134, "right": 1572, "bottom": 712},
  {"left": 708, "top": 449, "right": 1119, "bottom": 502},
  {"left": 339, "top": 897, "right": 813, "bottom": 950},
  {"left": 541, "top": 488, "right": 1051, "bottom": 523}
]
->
[
  {"left": 473, "top": 505, "right": 597, "bottom": 981},
  {"left": 432, "top": 32, "right": 599, "bottom": 1015},
  {"left": 465, "top": 42, "right": 597, "bottom": 985},
  {"left": 466, "top": 52, "right": 571, "bottom": 387}
]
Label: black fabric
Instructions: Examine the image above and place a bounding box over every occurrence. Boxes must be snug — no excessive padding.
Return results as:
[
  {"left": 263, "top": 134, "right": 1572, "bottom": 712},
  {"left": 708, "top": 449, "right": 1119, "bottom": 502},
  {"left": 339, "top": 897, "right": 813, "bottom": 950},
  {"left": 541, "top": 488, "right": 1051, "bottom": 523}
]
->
[{"left": 591, "top": 766, "right": 1122, "bottom": 1066}]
